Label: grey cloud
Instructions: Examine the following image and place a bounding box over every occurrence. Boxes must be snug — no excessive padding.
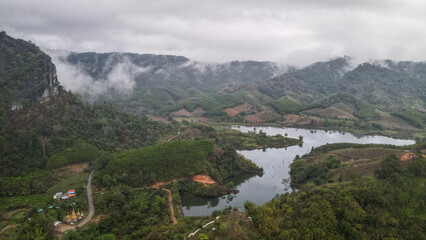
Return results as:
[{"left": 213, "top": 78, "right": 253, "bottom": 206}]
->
[
  {"left": 2, "top": 0, "right": 426, "bottom": 66},
  {"left": 50, "top": 51, "right": 148, "bottom": 99}
]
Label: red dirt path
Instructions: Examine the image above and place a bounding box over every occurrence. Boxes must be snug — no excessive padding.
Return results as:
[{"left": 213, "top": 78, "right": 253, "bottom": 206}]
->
[
  {"left": 150, "top": 180, "right": 178, "bottom": 225},
  {"left": 400, "top": 152, "right": 416, "bottom": 161}
]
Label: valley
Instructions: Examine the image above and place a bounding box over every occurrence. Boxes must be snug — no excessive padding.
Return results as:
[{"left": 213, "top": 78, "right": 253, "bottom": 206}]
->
[{"left": 0, "top": 32, "right": 425, "bottom": 239}]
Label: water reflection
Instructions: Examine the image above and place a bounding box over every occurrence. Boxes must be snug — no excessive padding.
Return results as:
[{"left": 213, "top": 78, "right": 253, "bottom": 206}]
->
[{"left": 181, "top": 126, "right": 415, "bottom": 216}]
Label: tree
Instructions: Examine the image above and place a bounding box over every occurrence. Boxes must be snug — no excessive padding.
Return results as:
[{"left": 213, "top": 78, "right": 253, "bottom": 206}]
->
[
  {"left": 96, "top": 234, "right": 116, "bottom": 240},
  {"left": 282, "top": 178, "right": 290, "bottom": 191},
  {"left": 38, "top": 136, "right": 49, "bottom": 157},
  {"left": 375, "top": 155, "right": 402, "bottom": 179},
  {"left": 102, "top": 174, "right": 116, "bottom": 189},
  {"left": 408, "top": 156, "right": 426, "bottom": 177},
  {"left": 227, "top": 181, "right": 235, "bottom": 189},
  {"left": 198, "top": 233, "right": 209, "bottom": 240},
  {"left": 325, "top": 155, "right": 340, "bottom": 169}
]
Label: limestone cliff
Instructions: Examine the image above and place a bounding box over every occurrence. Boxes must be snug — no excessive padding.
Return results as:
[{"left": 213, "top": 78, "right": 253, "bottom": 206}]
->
[{"left": 0, "top": 31, "right": 60, "bottom": 111}]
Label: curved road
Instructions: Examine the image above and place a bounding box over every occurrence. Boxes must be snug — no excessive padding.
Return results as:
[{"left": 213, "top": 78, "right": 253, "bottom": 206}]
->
[
  {"left": 151, "top": 181, "right": 178, "bottom": 225},
  {"left": 162, "top": 188, "right": 177, "bottom": 225},
  {"left": 77, "top": 170, "right": 95, "bottom": 228}
]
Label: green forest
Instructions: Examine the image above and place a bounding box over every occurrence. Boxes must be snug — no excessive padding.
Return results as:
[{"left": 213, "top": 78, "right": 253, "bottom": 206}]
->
[
  {"left": 96, "top": 139, "right": 262, "bottom": 189},
  {"left": 245, "top": 152, "right": 426, "bottom": 240},
  {"left": 1, "top": 31, "right": 426, "bottom": 240},
  {"left": 100, "top": 140, "right": 214, "bottom": 187}
]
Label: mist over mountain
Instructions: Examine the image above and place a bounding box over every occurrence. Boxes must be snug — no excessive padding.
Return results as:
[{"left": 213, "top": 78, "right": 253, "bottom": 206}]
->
[
  {"left": 254, "top": 57, "right": 426, "bottom": 110},
  {"left": 53, "top": 51, "right": 288, "bottom": 97},
  {"left": 55, "top": 51, "right": 425, "bottom": 115}
]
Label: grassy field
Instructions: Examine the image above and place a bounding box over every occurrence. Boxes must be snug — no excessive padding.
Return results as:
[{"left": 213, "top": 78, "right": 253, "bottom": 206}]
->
[
  {"left": 306, "top": 147, "right": 410, "bottom": 182},
  {"left": 0, "top": 194, "right": 51, "bottom": 210},
  {"left": 46, "top": 141, "right": 103, "bottom": 169},
  {"left": 268, "top": 97, "right": 302, "bottom": 114},
  {"left": 46, "top": 172, "right": 89, "bottom": 196},
  {"left": 392, "top": 108, "right": 426, "bottom": 129},
  {"left": 188, "top": 210, "right": 258, "bottom": 239}
]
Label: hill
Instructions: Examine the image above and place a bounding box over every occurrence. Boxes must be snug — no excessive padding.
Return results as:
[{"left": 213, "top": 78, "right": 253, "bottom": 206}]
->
[
  {"left": 101, "top": 140, "right": 215, "bottom": 186},
  {"left": 56, "top": 52, "right": 426, "bottom": 138},
  {"left": 0, "top": 32, "right": 171, "bottom": 178},
  {"left": 245, "top": 144, "right": 426, "bottom": 240},
  {"left": 56, "top": 51, "right": 288, "bottom": 115}
]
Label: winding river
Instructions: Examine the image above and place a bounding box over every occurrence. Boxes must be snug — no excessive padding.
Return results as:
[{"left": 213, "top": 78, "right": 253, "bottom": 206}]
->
[{"left": 181, "top": 126, "right": 415, "bottom": 216}]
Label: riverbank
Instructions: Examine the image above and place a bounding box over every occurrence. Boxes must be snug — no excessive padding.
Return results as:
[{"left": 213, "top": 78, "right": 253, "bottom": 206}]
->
[
  {"left": 181, "top": 126, "right": 415, "bottom": 216},
  {"left": 208, "top": 120, "right": 423, "bottom": 140}
]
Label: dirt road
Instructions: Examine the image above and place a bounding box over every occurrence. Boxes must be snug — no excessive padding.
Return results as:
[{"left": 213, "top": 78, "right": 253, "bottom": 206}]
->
[
  {"left": 151, "top": 182, "right": 177, "bottom": 225},
  {"left": 167, "top": 131, "right": 180, "bottom": 141},
  {"left": 77, "top": 170, "right": 95, "bottom": 228},
  {"left": 163, "top": 188, "right": 177, "bottom": 224}
]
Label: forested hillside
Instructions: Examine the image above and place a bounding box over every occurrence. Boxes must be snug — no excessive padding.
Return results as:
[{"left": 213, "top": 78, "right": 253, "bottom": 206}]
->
[
  {"left": 0, "top": 32, "right": 171, "bottom": 177},
  {"left": 57, "top": 51, "right": 287, "bottom": 115},
  {"left": 100, "top": 140, "right": 215, "bottom": 186},
  {"left": 245, "top": 145, "right": 426, "bottom": 240},
  {"left": 0, "top": 33, "right": 270, "bottom": 239},
  {"left": 253, "top": 57, "right": 426, "bottom": 110},
  {"left": 56, "top": 52, "right": 426, "bottom": 139}
]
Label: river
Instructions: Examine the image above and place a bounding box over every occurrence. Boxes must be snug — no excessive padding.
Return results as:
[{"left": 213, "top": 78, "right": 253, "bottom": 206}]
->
[{"left": 181, "top": 126, "right": 415, "bottom": 216}]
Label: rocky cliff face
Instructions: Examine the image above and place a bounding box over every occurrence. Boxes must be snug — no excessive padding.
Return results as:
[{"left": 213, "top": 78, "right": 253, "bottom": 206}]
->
[{"left": 0, "top": 31, "right": 60, "bottom": 111}]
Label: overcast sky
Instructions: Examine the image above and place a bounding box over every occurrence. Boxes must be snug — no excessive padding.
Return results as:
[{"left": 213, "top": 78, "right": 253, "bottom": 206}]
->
[{"left": 1, "top": 0, "right": 426, "bottom": 66}]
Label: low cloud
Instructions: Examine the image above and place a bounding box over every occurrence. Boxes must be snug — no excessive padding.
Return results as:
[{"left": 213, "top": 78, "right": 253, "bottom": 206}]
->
[{"left": 50, "top": 51, "right": 148, "bottom": 100}]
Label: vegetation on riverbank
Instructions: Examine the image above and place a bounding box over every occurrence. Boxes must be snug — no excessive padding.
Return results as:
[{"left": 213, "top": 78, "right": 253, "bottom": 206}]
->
[
  {"left": 245, "top": 143, "right": 426, "bottom": 240},
  {"left": 175, "top": 123, "right": 302, "bottom": 150},
  {"left": 99, "top": 140, "right": 214, "bottom": 187},
  {"left": 96, "top": 139, "right": 262, "bottom": 190},
  {"left": 62, "top": 187, "right": 216, "bottom": 239},
  {"left": 215, "top": 129, "right": 302, "bottom": 150}
]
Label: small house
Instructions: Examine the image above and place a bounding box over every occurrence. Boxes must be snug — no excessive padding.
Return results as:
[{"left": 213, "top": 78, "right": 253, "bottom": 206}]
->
[
  {"left": 67, "top": 190, "right": 76, "bottom": 197},
  {"left": 53, "top": 192, "right": 63, "bottom": 200}
]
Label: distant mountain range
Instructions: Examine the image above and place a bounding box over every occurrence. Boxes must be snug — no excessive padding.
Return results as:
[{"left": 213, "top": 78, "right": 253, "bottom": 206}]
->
[
  {"left": 58, "top": 52, "right": 426, "bottom": 110},
  {"left": 56, "top": 51, "right": 426, "bottom": 135}
]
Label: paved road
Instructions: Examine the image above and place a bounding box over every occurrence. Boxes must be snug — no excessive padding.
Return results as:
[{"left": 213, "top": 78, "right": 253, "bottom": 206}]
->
[{"left": 77, "top": 170, "right": 95, "bottom": 228}]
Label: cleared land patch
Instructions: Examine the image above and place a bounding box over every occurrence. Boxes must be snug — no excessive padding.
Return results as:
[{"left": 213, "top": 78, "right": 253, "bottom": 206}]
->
[
  {"left": 315, "top": 107, "right": 356, "bottom": 119},
  {"left": 224, "top": 103, "right": 251, "bottom": 117},
  {"left": 66, "top": 162, "right": 89, "bottom": 173},
  {"left": 192, "top": 175, "right": 215, "bottom": 184},
  {"left": 171, "top": 108, "right": 191, "bottom": 117},
  {"left": 147, "top": 115, "right": 169, "bottom": 123},
  {"left": 191, "top": 107, "right": 205, "bottom": 117},
  {"left": 244, "top": 111, "right": 279, "bottom": 123},
  {"left": 304, "top": 147, "right": 412, "bottom": 182}
]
